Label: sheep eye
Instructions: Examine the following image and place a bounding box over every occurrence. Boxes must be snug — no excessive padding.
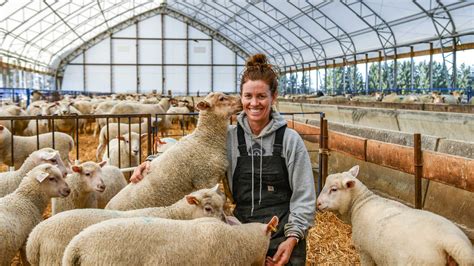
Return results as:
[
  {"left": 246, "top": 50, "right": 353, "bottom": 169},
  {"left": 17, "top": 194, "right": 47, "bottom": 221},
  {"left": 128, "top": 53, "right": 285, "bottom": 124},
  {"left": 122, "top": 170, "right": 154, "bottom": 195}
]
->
[
  {"left": 50, "top": 159, "right": 57, "bottom": 163},
  {"left": 85, "top": 173, "right": 91, "bottom": 177},
  {"left": 330, "top": 187, "right": 337, "bottom": 193},
  {"left": 48, "top": 177, "right": 56, "bottom": 182},
  {"left": 204, "top": 206, "right": 213, "bottom": 212},
  {"left": 219, "top": 97, "right": 225, "bottom": 101}
]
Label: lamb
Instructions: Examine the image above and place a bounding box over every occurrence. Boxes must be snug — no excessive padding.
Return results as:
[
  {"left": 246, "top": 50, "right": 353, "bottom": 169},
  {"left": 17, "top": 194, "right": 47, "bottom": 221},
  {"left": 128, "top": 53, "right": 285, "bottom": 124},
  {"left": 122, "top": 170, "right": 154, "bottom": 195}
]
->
[
  {"left": 110, "top": 97, "right": 171, "bottom": 124},
  {"left": 101, "top": 132, "right": 145, "bottom": 181},
  {"left": 166, "top": 105, "right": 192, "bottom": 129},
  {"left": 51, "top": 161, "right": 106, "bottom": 215},
  {"left": 96, "top": 165, "right": 127, "bottom": 208},
  {"left": 0, "top": 105, "right": 29, "bottom": 135},
  {"left": 433, "top": 94, "right": 460, "bottom": 104},
  {"left": 62, "top": 215, "right": 278, "bottom": 266},
  {"left": 317, "top": 165, "right": 474, "bottom": 265},
  {"left": 95, "top": 120, "right": 148, "bottom": 161},
  {"left": 0, "top": 148, "right": 69, "bottom": 197},
  {"left": 0, "top": 125, "right": 74, "bottom": 169},
  {"left": 0, "top": 164, "right": 70, "bottom": 265},
  {"left": 106, "top": 92, "right": 242, "bottom": 210},
  {"left": 26, "top": 185, "right": 227, "bottom": 266},
  {"left": 92, "top": 100, "right": 119, "bottom": 137},
  {"left": 52, "top": 102, "right": 84, "bottom": 135},
  {"left": 24, "top": 102, "right": 58, "bottom": 136}
]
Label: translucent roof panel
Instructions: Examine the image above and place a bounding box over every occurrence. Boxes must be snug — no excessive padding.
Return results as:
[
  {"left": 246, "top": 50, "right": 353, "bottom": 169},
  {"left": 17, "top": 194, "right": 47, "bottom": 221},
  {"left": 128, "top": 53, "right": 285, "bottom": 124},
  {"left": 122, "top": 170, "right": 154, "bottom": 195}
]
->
[{"left": 0, "top": 0, "right": 472, "bottom": 72}]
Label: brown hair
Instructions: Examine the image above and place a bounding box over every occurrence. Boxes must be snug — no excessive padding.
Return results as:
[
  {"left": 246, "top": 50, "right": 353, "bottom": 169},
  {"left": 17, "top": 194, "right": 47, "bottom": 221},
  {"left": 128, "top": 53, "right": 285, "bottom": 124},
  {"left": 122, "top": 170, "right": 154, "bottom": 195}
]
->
[{"left": 240, "top": 54, "right": 279, "bottom": 95}]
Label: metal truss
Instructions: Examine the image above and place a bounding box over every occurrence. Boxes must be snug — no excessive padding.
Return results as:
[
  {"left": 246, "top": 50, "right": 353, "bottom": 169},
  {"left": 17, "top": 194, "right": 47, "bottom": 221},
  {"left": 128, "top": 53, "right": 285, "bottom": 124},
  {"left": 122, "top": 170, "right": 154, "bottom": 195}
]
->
[
  {"left": 57, "top": 4, "right": 250, "bottom": 77},
  {"left": 341, "top": 0, "right": 397, "bottom": 89},
  {"left": 287, "top": 0, "right": 356, "bottom": 66},
  {"left": 413, "top": 0, "right": 457, "bottom": 88},
  {"left": 201, "top": 1, "right": 301, "bottom": 68},
  {"left": 174, "top": 0, "right": 287, "bottom": 66},
  {"left": 246, "top": 0, "right": 326, "bottom": 68}
]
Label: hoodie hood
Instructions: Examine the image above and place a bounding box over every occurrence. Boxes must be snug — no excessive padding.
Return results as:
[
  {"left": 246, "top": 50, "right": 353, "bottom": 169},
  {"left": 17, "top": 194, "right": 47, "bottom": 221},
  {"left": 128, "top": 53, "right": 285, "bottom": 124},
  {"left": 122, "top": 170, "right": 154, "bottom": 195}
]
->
[{"left": 236, "top": 109, "right": 287, "bottom": 138}]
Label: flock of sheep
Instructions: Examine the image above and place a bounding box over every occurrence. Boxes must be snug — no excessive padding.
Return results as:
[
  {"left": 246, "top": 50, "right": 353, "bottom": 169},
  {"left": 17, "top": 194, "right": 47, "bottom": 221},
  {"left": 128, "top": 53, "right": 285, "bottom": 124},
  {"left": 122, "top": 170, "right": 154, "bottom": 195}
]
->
[
  {"left": 0, "top": 91, "right": 472, "bottom": 265},
  {"left": 284, "top": 90, "right": 474, "bottom": 105}
]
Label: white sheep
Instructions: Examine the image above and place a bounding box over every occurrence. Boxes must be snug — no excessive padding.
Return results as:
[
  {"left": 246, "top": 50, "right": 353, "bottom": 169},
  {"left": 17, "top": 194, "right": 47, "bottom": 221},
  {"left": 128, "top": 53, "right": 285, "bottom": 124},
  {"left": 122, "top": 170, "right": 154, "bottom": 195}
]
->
[
  {"left": 110, "top": 97, "right": 171, "bottom": 125},
  {"left": 62, "top": 215, "right": 278, "bottom": 266},
  {"left": 26, "top": 185, "right": 227, "bottom": 266},
  {"left": 0, "top": 105, "right": 29, "bottom": 135},
  {"left": 96, "top": 165, "right": 127, "bottom": 208},
  {"left": 0, "top": 148, "right": 69, "bottom": 197},
  {"left": 92, "top": 100, "right": 119, "bottom": 137},
  {"left": 0, "top": 125, "right": 74, "bottom": 169},
  {"left": 0, "top": 164, "right": 70, "bottom": 265},
  {"left": 166, "top": 105, "right": 191, "bottom": 129},
  {"left": 105, "top": 92, "right": 242, "bottom": 210},
  {"left": 52, "top": 102, "right": 84, "bottom": 136},
  {"left": 101, "top": 132, "right": 145, "bottom": 181},
  {"left": 317, "top": 165, "right": 474, "bottom": 265},
  {"left": 95, "top": 120, "right": 148, "bottom": 161},
  {"left": 24, "top": 102, "right": 58, "bottom": 136},
  {"left": 51, "top": 161, "right": 106, "bottom": 215}
]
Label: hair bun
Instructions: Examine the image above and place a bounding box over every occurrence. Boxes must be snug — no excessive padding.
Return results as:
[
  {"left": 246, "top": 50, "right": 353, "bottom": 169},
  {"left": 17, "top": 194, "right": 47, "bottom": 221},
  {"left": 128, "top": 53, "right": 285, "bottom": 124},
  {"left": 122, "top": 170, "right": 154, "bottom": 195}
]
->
[{"left": 245, "top": 53, "right": 269, "bottom": 68}]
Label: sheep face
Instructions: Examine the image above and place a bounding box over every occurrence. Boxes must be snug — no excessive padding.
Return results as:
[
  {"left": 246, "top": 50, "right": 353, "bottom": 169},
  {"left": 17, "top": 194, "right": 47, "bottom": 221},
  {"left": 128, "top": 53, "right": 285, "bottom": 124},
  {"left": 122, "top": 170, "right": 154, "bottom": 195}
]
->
[
  {"left": 32, "top": 148, "right": 70, "bottom": 177},
  {"left": 317, "top": 165, "right": 360, "bottom": 216},
  {"left": 185, "top": 184, "right": 227, "bottom": 221},
  {"left": 121, "top": 132, "right": 145, "bottom": 157},
  {"left": 71, "top": 161, "right": 107, "bottom": 193},
  {"left": 36, "top": 164, "right": 71, "bottom": 198},
  {"left": 197, "top": 92, "right": 242, "bottom": 118}
]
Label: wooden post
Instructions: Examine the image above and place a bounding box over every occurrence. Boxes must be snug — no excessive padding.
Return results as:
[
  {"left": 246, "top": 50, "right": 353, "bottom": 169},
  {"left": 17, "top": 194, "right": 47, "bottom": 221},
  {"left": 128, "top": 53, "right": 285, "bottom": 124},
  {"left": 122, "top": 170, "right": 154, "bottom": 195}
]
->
[
  {"left": 414, "top": 133, "right": 423, "bottom": 209},
  {"left": 322, "top": 118, "right": 329, "bottom": 188}
]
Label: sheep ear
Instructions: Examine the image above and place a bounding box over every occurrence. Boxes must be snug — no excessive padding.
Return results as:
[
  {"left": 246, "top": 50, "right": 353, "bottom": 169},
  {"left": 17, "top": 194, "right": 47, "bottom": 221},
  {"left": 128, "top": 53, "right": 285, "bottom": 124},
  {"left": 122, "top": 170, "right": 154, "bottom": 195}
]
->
[
  {"left": 36, "top": 171, "right": 50, "bottom": 183},
  {"left": 98, "top": 161, "right": 107, "bottom": 168},
  {"left": 196, "top": 101, "right": 211, "bottom": 111},
  {"left": 347, "top": 165, "right": 359, "bottom": 178},
  {"left": 140, "top": 133, "right": 148, "bottom": 139},
  {"left": 39, "top": 151, "right": 56, "bottom": 161},
  {"left": 211, "top": 184, "right": 219, "bottom": 192},
  {"left": 185, "top": 195, "right": 200, "bottom": 205},
  {"left": 71, "top": 165, "right": 82, "bottom": 173},
  {"left": 344, "top": 179, "right": 356, "bottom": 189},
  {"left": 266, "top": 216, "right": 279, "bottom": 234}
]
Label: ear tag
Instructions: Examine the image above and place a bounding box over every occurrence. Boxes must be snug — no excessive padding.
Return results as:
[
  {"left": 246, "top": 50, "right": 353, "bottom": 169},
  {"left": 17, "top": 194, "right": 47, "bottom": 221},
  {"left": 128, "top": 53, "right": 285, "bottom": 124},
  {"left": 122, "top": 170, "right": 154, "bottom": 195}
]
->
[{"left": 36, "top": 172, "right": 49, "bottom": 183}]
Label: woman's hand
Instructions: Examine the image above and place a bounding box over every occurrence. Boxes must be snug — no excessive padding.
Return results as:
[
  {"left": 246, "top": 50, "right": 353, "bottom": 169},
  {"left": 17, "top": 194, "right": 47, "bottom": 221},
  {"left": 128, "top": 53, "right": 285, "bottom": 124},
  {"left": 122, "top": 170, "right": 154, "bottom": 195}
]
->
[
  {"left": 130, "top": 161, "right": 150, "bottom": 183},
  {"left": 269, "top": 237, "right": 298, "bottom": 265}
]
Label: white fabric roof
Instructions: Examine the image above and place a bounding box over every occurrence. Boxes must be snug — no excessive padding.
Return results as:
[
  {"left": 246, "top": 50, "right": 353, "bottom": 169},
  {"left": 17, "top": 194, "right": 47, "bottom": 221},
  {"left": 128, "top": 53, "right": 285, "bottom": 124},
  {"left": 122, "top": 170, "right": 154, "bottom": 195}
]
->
[{"left": 0, "top": 0, "right": 472, "bottom": 72}]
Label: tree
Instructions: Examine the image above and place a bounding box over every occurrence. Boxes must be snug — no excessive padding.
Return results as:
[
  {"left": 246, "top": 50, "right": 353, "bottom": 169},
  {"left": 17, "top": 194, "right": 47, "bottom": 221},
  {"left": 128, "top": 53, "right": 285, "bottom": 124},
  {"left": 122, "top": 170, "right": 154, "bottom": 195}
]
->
[{"left": 456, "top": 63, "right": 471, "bottom": 90}]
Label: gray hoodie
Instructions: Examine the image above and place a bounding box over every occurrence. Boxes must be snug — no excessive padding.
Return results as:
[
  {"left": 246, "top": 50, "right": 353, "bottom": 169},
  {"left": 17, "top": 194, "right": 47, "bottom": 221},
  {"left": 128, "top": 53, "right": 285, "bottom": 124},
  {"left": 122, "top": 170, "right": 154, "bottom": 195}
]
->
[{"left": 226, "top": 110, "right": 316, "bottom": 240}]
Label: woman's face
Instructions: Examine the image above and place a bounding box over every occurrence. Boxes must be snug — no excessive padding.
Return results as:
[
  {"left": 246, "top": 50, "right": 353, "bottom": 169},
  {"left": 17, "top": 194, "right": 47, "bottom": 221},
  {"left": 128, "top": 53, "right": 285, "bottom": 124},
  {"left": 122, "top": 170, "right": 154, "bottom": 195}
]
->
[{"left": 241, "top": 80, "right": 276, "bottom": 126}]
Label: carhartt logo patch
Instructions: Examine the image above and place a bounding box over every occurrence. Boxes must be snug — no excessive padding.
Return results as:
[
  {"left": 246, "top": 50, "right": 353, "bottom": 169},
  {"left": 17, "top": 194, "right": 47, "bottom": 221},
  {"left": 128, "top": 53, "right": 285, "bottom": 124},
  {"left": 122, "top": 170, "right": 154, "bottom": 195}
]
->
[{"left": 268, "top": 185, "right": 274, "bottom": 192}]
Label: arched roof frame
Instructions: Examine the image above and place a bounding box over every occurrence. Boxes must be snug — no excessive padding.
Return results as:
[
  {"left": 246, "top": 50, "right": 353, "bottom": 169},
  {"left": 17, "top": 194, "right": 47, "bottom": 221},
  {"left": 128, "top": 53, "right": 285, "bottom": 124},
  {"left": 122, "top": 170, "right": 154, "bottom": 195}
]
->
[
  {"left": 56, "top": 4, "right": 251, "bottom": 77},
  {"left": 198, "top": 1, "right": 302, "bottom": 68},
  {"left": 173, "top": 0, "right": 288, "bottom": 67},
  {"left": 287, "top": 0, "right": 356, "bottom": 66},
  {"left": 413, "top": 0, "right": 457, "bottom": 87}
]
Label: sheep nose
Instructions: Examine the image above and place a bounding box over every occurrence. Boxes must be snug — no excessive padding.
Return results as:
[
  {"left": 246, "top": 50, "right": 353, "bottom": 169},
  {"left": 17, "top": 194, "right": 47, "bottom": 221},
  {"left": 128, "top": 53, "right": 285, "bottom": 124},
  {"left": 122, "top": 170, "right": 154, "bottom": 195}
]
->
[
  {"left": 62, "top": 187, "right": 71, "bottom": 197},
  {"left": 317, "top": 200, "right": 322, "bottom": 208},
  {"left": 97, "top": 184, "right": 106, "bottom": 191}
]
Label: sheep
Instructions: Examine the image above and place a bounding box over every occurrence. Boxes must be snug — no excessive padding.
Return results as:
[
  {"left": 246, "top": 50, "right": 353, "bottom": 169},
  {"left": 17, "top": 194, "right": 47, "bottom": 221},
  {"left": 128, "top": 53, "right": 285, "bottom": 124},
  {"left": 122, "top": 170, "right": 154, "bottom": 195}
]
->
[
  {"left": 0, "top": 164, "right": 70, "bottom": 265},
  {"left": 0, "top": 105, "right": 29, "bottom": 135},
  {"left": 317, "top": 165, "right": 474, "bottom": 265},
  {"left": 92, "top": 100, "right": 119, "bottom": 137},
  {"left": 62, "top": 214, "right": 278, "bottom": 266},
  {"left": 96, "top": 165, "right": 127, "bottom": 208},
  {"left": 109, "top": 97, "right": 171, "bottom": 125},
  {"left": 101, "top": 132, "right": 145, "bottom": 181},
  {"left": 52, "top": 102, "right": 84, "bottom": 135},
  {"left": 105, "top": 92, "right": 242, "bottom": 210},
  {"left": 24, "top": 102, "right": 58, "bottom": 136},
  {"left": 0, "top": 148, "right": 69, "bottom": 197},
  {"left": 433, "top": 94, "right": 460, "bottom": 104},
  {"left": 71, "top": 100, "right": 94, "bottom": 133},
  {"left": 0, "top": 125, "right": 74, "bottom": 169},
  {"left": 166, "top": 105, "right": 192, "bottom": 129},
  {"left": 95, "top": 120, "right": 148, "bottom": 161},
  {"left": 51, "top": 161, "right": 106, "bottom": 215},
  {"left": 26, "top": 185, "right": 227, "bottom": 266}
]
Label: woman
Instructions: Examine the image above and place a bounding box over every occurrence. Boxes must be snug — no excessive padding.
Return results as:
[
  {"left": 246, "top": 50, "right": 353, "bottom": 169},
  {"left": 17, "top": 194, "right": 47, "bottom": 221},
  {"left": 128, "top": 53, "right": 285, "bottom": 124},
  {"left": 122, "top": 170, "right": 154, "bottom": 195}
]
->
[{"left": 131, "top": 54, "right": 316, "bottom": 265}]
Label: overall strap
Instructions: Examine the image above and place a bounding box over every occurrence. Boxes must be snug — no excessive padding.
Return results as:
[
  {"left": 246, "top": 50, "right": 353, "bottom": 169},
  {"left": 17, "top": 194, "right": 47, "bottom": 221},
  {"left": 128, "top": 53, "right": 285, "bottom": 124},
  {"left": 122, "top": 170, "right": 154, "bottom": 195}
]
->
[
  {"left": 237, "top": 124, "right": 248, "bottom": 156},
  {"left": 272, "top": 125, "right": 287, "bottom": 156}
]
